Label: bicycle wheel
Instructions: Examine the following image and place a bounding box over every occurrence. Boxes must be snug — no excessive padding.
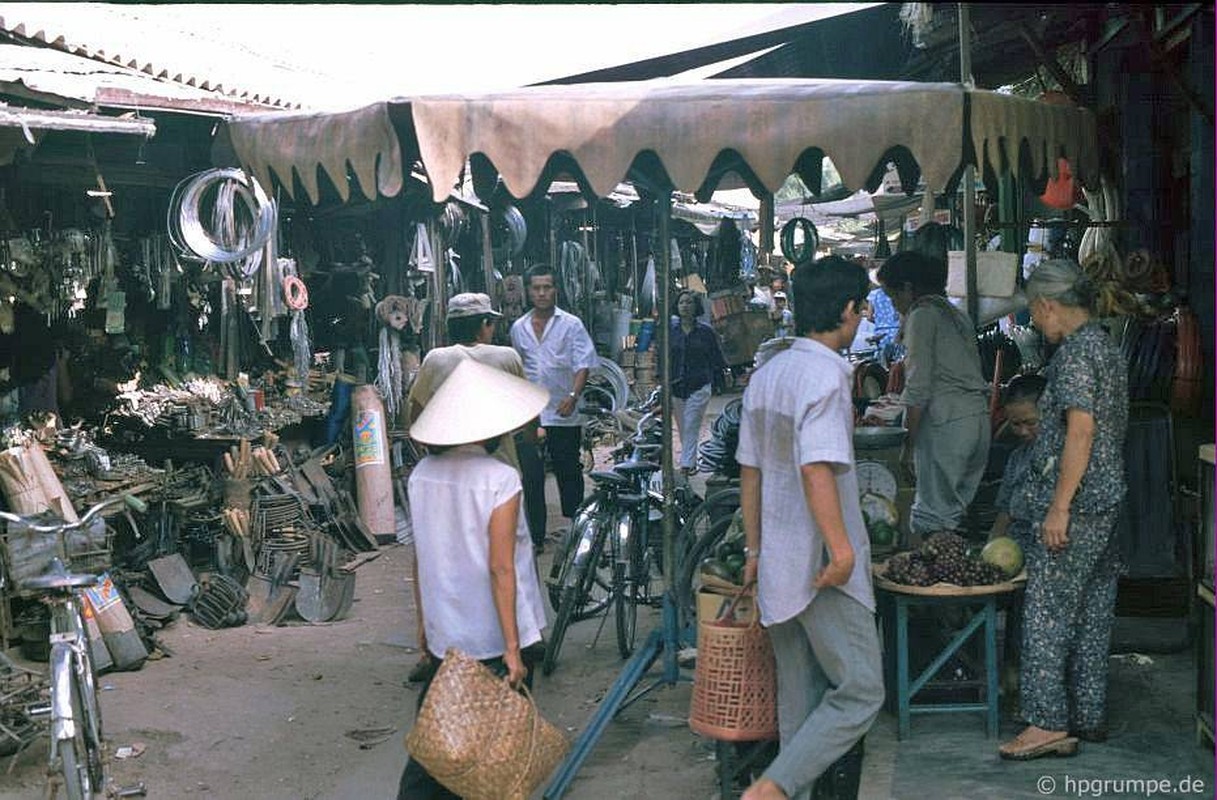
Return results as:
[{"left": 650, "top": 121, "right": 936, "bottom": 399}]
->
[
  {"left": 54, "top": 654, "right": 93, "bottom": 800},
  {"left": 674, "top": 486, "right": 740, "bottom": 582},
  {"left": 675, "top": 513, "right": 739, "bottom": 641},
  {"left": 615, "top": 524, "right": 656, "bottom": 660},
  {"left": 542, "top": 527, "right": 608, "bottom": 676},
  {"left": 76, "top": 645, "right": 105, "bottom": 791}
]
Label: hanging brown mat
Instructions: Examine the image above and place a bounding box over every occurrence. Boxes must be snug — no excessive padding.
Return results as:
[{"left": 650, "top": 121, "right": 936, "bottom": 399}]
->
[
  {"left": 689, "top": 585, "right": 779, "bottom": 742},
  {"left": 405, "top": 648, "right": 568, "bottom": 800}
]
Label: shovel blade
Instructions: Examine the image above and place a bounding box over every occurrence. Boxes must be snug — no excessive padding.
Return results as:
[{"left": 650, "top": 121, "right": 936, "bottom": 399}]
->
[
  {"left": 316, "top": 573, "right": 353, "bottom": 622},
  {"left": 295, "top": 569, "right": 325, "bottom": 623},
  {"left": 245, "top": 574, "right": 274, "bottom": 624},
  {"left": 147, "top": 554, "right": 200, "bottom": 605}
]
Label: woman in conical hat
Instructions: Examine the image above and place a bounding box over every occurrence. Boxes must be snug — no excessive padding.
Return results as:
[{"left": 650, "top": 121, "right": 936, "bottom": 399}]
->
[{"left": 397, "top": 359, "right": 550, "bottom": 799}]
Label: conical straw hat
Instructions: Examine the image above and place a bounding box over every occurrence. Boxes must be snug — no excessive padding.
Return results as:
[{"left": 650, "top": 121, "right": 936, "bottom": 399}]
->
[{"left": 409, "top": 357, "right": 548, "bottom": 446}]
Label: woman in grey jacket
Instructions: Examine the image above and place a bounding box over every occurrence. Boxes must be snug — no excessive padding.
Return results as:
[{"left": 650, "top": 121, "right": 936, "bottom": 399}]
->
[{"left": 877, "top": 251, "right": 991, "bottom": 536}]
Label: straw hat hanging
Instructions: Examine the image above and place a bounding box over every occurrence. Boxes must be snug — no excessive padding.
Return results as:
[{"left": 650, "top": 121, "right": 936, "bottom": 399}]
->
[{"left": 410, "top": 358, "right": 548, "bottom": 447}]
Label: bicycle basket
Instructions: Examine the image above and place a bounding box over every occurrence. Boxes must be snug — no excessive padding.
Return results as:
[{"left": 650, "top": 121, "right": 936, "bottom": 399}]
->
[{"left": 1, "top": 514, "right": 110, "bottom": 590}]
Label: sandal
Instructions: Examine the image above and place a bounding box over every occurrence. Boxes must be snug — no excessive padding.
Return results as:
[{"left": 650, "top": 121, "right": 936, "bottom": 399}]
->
[{"left": 999, "top": 728, "right": 1079, "bottom": 761}]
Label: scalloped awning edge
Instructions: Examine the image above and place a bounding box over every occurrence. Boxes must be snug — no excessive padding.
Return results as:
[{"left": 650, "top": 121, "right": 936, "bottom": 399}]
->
[{"left": 227, "top": 102, "right": 402, "bottom": 205}]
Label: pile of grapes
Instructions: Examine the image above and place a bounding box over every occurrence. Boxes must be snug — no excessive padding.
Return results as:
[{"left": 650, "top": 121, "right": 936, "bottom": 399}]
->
[{"left": 883, "top": 531, "right": 1008, "bottom": 587}]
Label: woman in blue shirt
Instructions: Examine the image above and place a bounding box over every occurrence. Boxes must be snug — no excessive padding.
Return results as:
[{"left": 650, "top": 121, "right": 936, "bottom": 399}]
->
[{"left": 669, "top": 290, "right": 727, "bottom": 474}]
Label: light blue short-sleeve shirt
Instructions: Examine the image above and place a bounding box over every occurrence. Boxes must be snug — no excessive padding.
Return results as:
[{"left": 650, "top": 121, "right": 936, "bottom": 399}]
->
[{"left": 736, "top": 338, "right": 875, "bottom": 625}]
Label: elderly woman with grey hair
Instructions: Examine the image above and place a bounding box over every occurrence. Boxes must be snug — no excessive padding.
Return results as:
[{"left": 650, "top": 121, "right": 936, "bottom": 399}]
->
[{"left": 998, "top": 259, "right": 1129, "bottom": 761}]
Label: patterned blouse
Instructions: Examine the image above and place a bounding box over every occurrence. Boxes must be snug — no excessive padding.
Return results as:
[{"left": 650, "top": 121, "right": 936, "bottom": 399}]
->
[{"left": 1011, "top": 321, "right": 1128, "bottom": 519}]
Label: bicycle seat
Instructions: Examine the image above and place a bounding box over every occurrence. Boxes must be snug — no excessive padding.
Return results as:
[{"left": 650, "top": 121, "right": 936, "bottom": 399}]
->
[
  {"left": 21, "top": 559, "right": 98, "bottom": 591},
  {"left": 615, "top": 461, "right": 660, "bottom": 478},
  {"left": 589, "top": 471, "right": 632, "bottom": 489},
  {"left": 631, "top": 444, "right": 663, "bottom": 457}
]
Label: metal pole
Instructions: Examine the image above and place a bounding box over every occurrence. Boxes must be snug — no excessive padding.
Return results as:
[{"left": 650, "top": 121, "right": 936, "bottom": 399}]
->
[
  {"left": 959, "top": 3, "right": 979, "bottom": 325},
  {"left": 657, "top": 192, "right": 676, "bottom": 593}
]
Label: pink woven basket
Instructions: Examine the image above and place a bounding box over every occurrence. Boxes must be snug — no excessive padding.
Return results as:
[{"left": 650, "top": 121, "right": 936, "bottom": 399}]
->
[{"left": 689, "top": 590, "right": 779, "bottom": 742}]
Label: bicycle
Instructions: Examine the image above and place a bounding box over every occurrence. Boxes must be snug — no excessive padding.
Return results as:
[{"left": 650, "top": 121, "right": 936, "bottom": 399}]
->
[
  {"left": 543, "top": 406, "right": 700, "bottom": 674},
  {"left": 0, "top": 493, "right": 145, "bottom": 800}
]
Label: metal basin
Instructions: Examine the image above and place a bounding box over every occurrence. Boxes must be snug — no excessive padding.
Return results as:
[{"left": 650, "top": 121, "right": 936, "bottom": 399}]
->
[{"left": 853, "top": 426, "right": 907, "bottom": 450}]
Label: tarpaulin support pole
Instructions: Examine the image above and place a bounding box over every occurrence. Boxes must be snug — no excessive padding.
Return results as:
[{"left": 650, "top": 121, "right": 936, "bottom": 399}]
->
[
  {"left": 959, "top": 3, "right": 979, "bottom": 326},
  {"left": 543, "top": 597, "right": 689, "bottom": 799},
  {"left": 544, "top": 191, "right": 689, "bottom": 799}
]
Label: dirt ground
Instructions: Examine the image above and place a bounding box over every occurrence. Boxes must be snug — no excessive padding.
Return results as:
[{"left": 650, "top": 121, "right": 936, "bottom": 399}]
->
[
  {"left": 2, "top": 395, "right": 1211, "bottom": 799},
  {"left": 0, "top": 478, "right": 726, "bottom": 800},
  {"left": 0, "top": 538, "right": 729, "bottom": 800}
]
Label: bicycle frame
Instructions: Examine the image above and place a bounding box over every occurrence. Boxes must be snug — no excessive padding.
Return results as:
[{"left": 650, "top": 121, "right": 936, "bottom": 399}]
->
[{"left": 48, "top": 594, "right": 99, "bottom": 752}]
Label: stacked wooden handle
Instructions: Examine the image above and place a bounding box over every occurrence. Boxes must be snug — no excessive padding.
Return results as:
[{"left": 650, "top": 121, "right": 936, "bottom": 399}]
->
[{"left": 222, "top": 438, "right": 283, "bottom": 480}]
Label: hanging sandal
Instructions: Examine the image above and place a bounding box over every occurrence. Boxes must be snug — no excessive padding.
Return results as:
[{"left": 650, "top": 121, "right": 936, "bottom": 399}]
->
[{"left": 999, "top": 730, "right": 1079, "bottom": 761}]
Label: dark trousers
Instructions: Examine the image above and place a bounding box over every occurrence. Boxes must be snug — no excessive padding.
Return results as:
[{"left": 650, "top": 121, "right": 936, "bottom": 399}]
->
[
  {"left": 518, "top": 426, "right": 584, "bottom": 546},
  {"left": 397, "top": 649, "right": 540, "bottom": 800},
  {"left": 516, "top": 438, "right": 549, "bottom": 547}
]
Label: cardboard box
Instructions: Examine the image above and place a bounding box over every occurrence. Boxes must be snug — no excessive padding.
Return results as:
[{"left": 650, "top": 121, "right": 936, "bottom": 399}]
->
[{"left": 697, "top": 588, "right": 756, "bottom": 629}]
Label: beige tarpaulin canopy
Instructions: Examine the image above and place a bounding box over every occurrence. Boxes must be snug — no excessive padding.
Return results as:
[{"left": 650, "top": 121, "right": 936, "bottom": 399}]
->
[
  {"left": 224, "top": 78, "right": 1100, "bottom": 206},
  {"left": 223, "top": 76, "right": 1100, "bottom": 614}
]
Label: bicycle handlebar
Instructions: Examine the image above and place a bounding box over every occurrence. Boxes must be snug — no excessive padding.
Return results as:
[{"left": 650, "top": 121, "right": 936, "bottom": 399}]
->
[{"left": 0, "top": 493, "right": 146, "bottom": 534}]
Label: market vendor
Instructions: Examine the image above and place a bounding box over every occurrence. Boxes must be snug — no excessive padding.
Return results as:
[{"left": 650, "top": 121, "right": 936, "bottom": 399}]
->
[{"left": 876, "top": 251, "right": 990, "bottom": 537}]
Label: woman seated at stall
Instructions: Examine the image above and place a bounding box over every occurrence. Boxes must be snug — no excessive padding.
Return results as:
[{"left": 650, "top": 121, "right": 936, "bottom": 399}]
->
[{"left": 876, "top": 251, "right": 990, "bottom": 538}]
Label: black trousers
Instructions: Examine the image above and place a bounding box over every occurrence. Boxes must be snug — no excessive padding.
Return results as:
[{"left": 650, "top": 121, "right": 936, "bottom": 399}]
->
[
  {"left": 397, "top": 648, "right": 541, "bottom": 800},
  {"left": 518, "top": 425, "right": 584, "bottom": 546}
]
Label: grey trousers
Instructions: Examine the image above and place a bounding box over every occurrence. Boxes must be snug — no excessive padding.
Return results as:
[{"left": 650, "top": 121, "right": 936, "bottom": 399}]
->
[
  {"left": 763, "top": 589, "right": 884, "bottom": 800},
  {"left": 911, "top": 404, "right": 990, "bottom": 534}
]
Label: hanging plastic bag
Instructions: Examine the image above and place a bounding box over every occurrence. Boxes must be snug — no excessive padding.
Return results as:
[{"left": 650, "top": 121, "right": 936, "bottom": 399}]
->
[
  {"left": 638, "top": 254, "right": 657, "bottom": 318},
  {"left": 411, "top": 223, "right": 435, "bottom": 273}
]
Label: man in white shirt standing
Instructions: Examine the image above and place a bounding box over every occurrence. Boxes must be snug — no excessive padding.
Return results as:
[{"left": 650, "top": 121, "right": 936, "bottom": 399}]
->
[
  {"left": 510, "top": 264, "right": 599, "bottom": 551},
  {"left": 737, "top": 256, "right": 884, "bottom": 800}
]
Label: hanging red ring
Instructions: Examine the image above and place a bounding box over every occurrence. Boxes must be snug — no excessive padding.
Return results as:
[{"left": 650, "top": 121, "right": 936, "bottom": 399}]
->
[{"left": 282, "top": 275, "right": 310, "bottom": 310}]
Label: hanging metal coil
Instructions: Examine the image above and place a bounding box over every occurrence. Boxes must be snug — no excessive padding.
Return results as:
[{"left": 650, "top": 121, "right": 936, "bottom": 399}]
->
[{"left": 169, "top": 168, "right": 276, "bottom": 267}]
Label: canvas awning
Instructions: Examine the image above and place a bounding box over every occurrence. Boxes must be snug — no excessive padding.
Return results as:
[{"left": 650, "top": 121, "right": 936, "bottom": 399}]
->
[{"left": 225, "top": 78, "right": 1100, "bottom": 206}]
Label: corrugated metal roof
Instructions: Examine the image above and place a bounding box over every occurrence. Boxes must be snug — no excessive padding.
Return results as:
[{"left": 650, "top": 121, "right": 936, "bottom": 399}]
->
[
  {"left": 0, "top": 3, "right": 876, "bottom": 112},
  {"left": 0, "top": 3, "right": 313, "bottom": 108},
  {"left": 0, "top": 44, "right": 270, "bottom": 113}
]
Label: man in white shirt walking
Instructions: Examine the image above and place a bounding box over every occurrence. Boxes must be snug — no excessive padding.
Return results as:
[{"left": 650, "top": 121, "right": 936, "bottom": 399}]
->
[
  {"left": 737, "top": 256, "right": 884, "bottom": 800},
  {"left": 510, "top": 264, "right": 599, "bottom": 550}
]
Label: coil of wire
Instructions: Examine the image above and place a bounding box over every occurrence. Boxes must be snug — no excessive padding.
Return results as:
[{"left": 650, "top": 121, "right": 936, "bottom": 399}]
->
[{"left": 169, "top": 168, "right": 276, "bottom": 268}]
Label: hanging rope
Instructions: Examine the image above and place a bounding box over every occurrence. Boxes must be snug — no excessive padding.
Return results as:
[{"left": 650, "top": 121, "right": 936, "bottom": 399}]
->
[{"left": 376, "top": 326, "right": 404, "bottom": 420}]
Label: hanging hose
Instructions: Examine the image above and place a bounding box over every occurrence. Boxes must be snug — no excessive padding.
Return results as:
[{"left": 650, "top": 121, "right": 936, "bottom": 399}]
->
[
  {"left": 780, "top": 217, "right": 819, "bottom": 265},
  {"left": 282, "top": 275, "right": 310, "bottom": 311}
]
